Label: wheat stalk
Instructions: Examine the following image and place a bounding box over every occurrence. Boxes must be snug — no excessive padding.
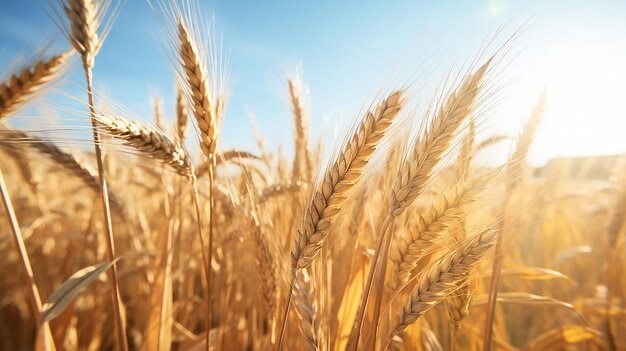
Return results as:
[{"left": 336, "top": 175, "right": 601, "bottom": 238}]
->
[
  {"left": 0, "top": 51, "right": 71, "bottom": 118},
  {"left": 446, "top": 124, "right": 477, "bottom": 349},
  {"left": 176, "top": 20, "right": 220, "bottom": 348},
  {"left": 0, "top": 169, "right": 57, "bottom": 350},
  {"left": 247, "top": 212, "right": 277, "bottom": 326},
  {"left": 58, "top": 1, "right": 127, "bottom": 349}
]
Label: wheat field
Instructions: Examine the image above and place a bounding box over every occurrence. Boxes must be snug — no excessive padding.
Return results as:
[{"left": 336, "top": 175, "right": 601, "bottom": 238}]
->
[{"left": 0, "top": 1, "right": 624, "bottom": 351}]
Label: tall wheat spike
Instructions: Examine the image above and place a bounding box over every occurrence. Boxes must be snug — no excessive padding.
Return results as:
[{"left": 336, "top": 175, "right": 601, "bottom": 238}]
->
[
  {"left": 277, "top": 90, "right": 406, "bottom": 350},
  {"left": 177, "top": 20, "right": 218, "bottom": 165},
  {"left": 351, "top": 59, "right": 491, "bottom": 349},
  {"left": 0, "top": 51, "right": 71, "bottom": 118},
  {"left": 57, "top": 1, "right": 128, "bottom": 349},
  {"left": 291, "top": 90, "right": 405, "bottom": 271},
  {"left": 177, "top": 17, "right": 220, "bottom": 350}
]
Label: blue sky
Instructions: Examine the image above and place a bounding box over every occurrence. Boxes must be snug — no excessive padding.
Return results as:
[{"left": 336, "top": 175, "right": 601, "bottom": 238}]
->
[{"left": 1, "top": 0, "right": 626, "bottom": 165}]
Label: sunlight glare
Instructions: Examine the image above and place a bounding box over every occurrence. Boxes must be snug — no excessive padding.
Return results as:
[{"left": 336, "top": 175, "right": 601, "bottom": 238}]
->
[{"left": 535, "top": 39, "right": 626, "bottom": 163}]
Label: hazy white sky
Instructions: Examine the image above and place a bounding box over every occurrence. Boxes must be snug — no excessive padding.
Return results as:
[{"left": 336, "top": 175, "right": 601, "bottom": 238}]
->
[{"left": 1, "top": 0, "right": 625, "bottom": 166}]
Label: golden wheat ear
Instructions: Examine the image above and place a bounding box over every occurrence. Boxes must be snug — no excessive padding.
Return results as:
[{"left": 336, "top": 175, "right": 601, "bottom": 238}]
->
[
  {"left": 291, "top": 90, "right": 406, "bottom": 272},
  {"left": 0, "top": 50, "right": 72, "bottom": 118},
  {"left": 149, "top": 5, "right": 230, "bottom": 348},
  {"left": 175, "top": 84, "right": 189, "bottom": 143},
  {"left": 387, "top": 229, "right": 497, "bottom": 345},
  {"left": 50, "top": 0, "right": 119, "bottom": 69},
  {"left": 276, "top": 90, "right": 405, "bottom": 350},
  {"left": 95, "top": 113, "right": 195, "bottom": 179},
  {"left": 351, "top": 59, "right": 493, "bottom": 351},
  {"left": 48, "top": 1, "right": 126, "bottom": 349}
]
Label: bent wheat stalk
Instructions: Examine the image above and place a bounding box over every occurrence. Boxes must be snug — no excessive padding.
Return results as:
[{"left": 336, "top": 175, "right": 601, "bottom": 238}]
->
[
  {"left": 277, "top": 90, "right": 406, "bottom": 350},
  {"left": 0, "top": 127, "right": 125, "bottom": 216},
  {"left": 0, "top": 169, "right": 56, "bottom": 350}
]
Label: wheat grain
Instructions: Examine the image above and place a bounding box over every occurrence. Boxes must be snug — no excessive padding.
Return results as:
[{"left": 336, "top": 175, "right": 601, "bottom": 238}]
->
[
  {"left": 294, "top": 269, "right": 322, "bottom": 351},
  {"left": 289, "top": 78, "right": 311, "bottom": 182},
  {"left": 176, "top": 87, "right": 189, "bottom": 142},
  {"left": 352, "top": 60, "right": 492, "bottom": 349},
  {"left": 388, "top": 229, "right": 497, "bottom": 342},
  {"left": 291, "top": 90, "right": 405, "bottom": 271},
  {"left": 390, "top": 176, "right": 489, "bottom": 290},
  {"left": 177, "top": 20, "right": 218, "bottom": 166},
  {"left": 95, "top": 113, "right": 194, "bottom": 179},
  {"left": 0, "top": 51, "right": 71, "bottom": 118}
]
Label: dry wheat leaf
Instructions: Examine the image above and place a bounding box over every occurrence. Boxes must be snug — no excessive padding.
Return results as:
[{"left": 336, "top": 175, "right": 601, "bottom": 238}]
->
[
  {"left": 481, "top": 266, "right": 577, "bottom": 285},
  {"left": 472, "top": 292, "right": 576, "bottom": 311},
  {"left": 40, "top": 260, "right": 119, "bottom": 323}
]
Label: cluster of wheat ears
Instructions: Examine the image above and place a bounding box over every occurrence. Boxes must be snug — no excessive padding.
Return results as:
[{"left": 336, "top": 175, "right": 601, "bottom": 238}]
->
[{"left": 0, "top": 1, "right": 624, "bottom": 351}]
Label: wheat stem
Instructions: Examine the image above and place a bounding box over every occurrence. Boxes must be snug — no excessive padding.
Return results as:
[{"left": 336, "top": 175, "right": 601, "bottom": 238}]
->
[{"left": 84, "top": 66, "right": 128, "bottom": 351}]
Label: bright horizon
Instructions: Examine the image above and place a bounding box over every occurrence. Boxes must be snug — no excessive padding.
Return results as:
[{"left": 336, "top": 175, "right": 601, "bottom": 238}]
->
[{"left": 1, "top": 0, "right": 626, "bottom": 167}]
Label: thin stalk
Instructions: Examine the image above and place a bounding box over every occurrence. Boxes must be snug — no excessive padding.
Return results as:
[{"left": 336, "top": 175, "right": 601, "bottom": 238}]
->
[
  {"left": 450, "top": 327, "right": 457, "bottom": 351},
  {"left": 369, "top": 222, "right": 395, "bottom": 348},
  {"left": 482, "top": 212, "right": 506, "bottom": 351},
  {"left": 157, "top": 173, "right": 174, "bottom": 351},
  {"left": 276, "top": 275, "right": 296, "bottom": 351},
  {"left": 83, "top": 66, "right": 128, "bottom": 351},
  {"left": 190, "top": 177, "right": 211, "bottom": 351},
  {"left": 207, "top": 166, "right": 215, "bottom": 350},
  {"left": 0, "top": 169, "right": 56, "bottom": 350},
  {"left": 350, "top": 215, "right": 393, "bottom": 351}
]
